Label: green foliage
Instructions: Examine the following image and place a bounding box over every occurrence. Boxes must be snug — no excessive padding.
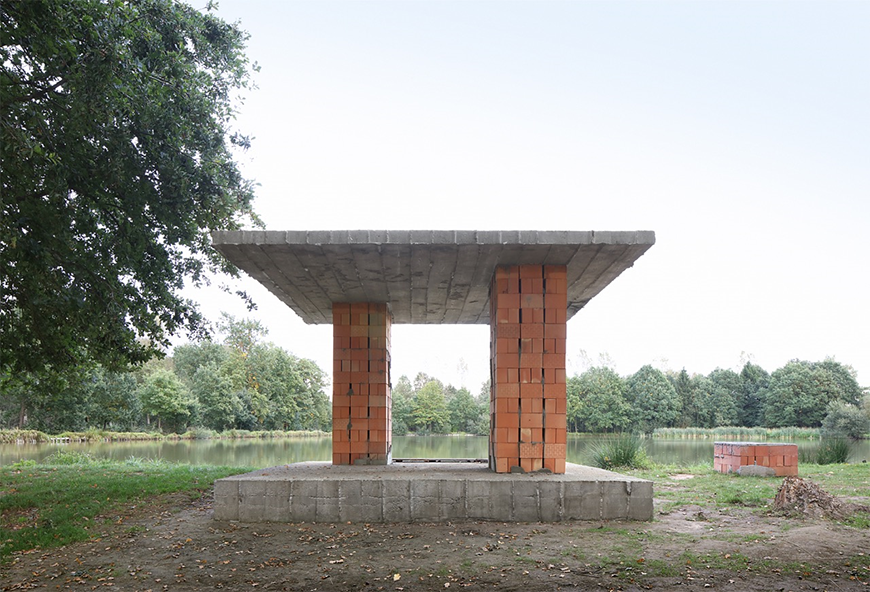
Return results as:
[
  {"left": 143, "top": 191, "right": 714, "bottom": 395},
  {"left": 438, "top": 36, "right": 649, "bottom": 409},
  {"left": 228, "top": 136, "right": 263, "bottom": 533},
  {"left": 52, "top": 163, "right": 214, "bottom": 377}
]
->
[
  {"left": 763, "top": 360, "right": 862, "bottom": 428},
  {"left": 739, "top": 363, "right": 770, "bottom": 427},
  {"left": 189, "top": 362, "right": 238, "bottom": 431},
  {"left": 42, "top": 449, "right": 96, "bottom": 465},
  {"left": 447, "top": 387, "right": 487, "bottom": 435},
  {"left": 588, "top": 433, "right": 650, "bottom": 470},
  {"left": 411, "top": 380, "right": 450, "bottom": 434},
  {"left": 567, "top": 367, "right": 631, "bottom": 433},
  {"left": 701, "top": 369, "right": 742, "bottom": 427},
  {"left": 814, "top": 439, "right": 851, "bottom": 465},
  {"left": 670, "top": 369, "right": 697, "bottom": 428},
  {"left": 137, "top": 368, "right": 196, "bottom": 433},
  {"left": 0, "top": 429, "right": 48, "bottom": 443},
  {"left": 1, "top": 0, "right": 259, "bottom": 379},
  {"left": 625, "top": 365, "right": 680, "bottom": 434},
  {"left": 822, "top": 401, "right": 869, "bottom": 439}
]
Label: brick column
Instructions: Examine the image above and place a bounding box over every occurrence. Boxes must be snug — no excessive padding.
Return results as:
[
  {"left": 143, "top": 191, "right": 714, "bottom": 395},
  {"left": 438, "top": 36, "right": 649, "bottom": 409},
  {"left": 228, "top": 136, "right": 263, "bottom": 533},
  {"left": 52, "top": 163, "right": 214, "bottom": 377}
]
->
[
  {"left": 489, "top": 265, "right": 567, "bottom": 473},
  {"left": 332, "top": 302, "right": 392, "bottom": 465}
]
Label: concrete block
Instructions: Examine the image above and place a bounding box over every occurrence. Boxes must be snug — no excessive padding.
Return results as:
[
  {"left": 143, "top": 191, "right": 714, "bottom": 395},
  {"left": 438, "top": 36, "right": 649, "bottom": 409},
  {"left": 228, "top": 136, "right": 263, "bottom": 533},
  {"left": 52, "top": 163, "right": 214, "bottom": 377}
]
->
[
  {"left": 511, "top": 480, "right": 540, "bottom": 522},
  {"left": 438, "top": 479, "right": 466, "bottom": 520},
  {"left": 358, "top": 480, "right": 384, "bottom": 522},
  {"left": 315, "top": 479, "right": 341, "bottom": 522},
  {"left": 409, "top": 230, "right": 432, "bottom": 244},
  {"left": 213, "top": 479, "right": 240, "bottom": 521},
  {"left": 737, "top": 465, "right": 776, "bottom": 477},
  {"left": 409, "top": 480, "right": 440, "bottom": 522},
  {"left": 625, "top": 480, "right": 654, "bottom": 520},
  {"left": 289, "top": 480, "right": 317, "bottom": 522},
  {"left": 465, "top": 480, "right": 492, "bottom": 520},
  {"left": 238, "top": 480, "right": 267, "bottom": 522},
  {"left": 263, "top": 481, "right": 291, "bottom": 522},
  {"left": 563, "top": 480, "right": 601, "bottom": 520},
  {"left": 601, "top": 481, "right": 630, "bottom": 520},
  {"left": 488, "top": 480, "right": 515, "bottom": 521},
  {"left": 338, "top": 479, "right": 363, "bottom": 521},
  {"left": 537, "top": 481, "right": 563, "bottom": 522},
  {"left": 383, "top": 479, "right": 411, "bottom": 522}
]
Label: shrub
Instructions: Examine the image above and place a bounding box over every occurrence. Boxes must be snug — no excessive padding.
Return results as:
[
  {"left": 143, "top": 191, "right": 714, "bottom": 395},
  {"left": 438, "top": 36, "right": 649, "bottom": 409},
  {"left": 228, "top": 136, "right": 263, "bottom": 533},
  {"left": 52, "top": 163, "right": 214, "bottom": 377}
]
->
[
  {"left": 815, "top": 439, "right": 851, "bottom": 465},
  {"left": 822, "top": 401, "right": 869, "bottom": 439},
  {"left": 588, "top": 433, "right": 650, "bottom": 470}
]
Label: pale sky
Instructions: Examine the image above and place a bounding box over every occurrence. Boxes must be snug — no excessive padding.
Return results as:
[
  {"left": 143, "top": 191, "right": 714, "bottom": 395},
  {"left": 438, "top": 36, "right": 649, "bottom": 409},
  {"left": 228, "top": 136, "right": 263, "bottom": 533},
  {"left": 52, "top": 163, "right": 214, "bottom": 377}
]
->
[{"left": 183, "top": 1, "right": 870, "bottom": 390}]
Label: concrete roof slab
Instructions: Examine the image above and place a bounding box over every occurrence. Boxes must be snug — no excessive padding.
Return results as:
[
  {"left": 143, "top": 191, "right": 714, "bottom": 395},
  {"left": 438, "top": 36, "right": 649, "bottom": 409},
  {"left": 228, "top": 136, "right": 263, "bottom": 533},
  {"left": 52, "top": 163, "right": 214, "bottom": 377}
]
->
[{"left": 211, "top": 230, "right": 655, "bottom": 325}]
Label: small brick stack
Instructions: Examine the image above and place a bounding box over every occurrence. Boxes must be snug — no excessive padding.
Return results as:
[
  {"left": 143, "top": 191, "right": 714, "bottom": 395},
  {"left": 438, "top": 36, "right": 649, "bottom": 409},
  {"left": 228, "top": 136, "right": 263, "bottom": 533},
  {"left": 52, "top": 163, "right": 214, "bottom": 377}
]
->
[
  {"left": 332, "top": 302, "right": 392, "bottom": 465},
  {"left": 714, "top": 442, "right": 798, "bottom": 476},
  {"left": 489, "top": 265, "right": 568, "bottom": 473}
]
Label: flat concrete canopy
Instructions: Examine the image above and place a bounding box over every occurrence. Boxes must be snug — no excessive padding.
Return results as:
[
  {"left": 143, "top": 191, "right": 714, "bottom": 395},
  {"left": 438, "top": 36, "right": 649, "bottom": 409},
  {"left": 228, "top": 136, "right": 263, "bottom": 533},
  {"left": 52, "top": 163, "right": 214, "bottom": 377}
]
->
[{"left": 211, "top": 230, "right": 655, "bottom": 325}]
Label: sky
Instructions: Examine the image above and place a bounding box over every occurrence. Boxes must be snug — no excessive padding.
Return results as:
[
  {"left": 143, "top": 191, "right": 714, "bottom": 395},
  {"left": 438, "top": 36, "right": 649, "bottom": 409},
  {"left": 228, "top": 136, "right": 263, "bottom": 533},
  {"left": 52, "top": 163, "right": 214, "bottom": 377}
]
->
[{"left": 183, "top": 0, "right": 870, "bottom": 391}]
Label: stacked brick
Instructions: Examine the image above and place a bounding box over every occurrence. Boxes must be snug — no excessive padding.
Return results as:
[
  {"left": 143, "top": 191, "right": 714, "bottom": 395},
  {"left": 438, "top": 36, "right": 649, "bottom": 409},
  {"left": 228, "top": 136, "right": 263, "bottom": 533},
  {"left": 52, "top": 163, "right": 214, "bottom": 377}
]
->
[
  {"left": 714, "top": 442, "right": 798, "bottom": 476},
  {"left": 489, "top": 265, "right": 568, "bottom": 473},
  {"left": 332, "top": 302, "right": 392, "bottom": 465}
]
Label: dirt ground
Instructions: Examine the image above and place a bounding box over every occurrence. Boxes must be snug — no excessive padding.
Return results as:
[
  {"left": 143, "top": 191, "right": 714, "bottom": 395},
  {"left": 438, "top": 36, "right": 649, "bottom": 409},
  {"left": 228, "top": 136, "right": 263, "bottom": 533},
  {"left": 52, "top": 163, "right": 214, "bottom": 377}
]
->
[{"left": 2, "top": 487, "right": 869, "bottom": 591}]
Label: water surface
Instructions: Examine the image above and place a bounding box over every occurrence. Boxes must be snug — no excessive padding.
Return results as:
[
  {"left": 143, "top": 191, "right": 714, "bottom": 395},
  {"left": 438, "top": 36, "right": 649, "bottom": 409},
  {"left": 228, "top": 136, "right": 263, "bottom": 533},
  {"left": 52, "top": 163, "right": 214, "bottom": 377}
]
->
[{"left": 1, "top": 435, "right": 867, "bottom": 468}]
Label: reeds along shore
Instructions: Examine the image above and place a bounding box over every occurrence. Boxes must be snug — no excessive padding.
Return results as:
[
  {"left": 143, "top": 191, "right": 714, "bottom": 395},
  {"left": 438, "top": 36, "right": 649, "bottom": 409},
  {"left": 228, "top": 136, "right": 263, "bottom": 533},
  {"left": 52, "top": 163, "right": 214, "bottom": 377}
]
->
[
  {"left": 652, "top": 426, "right": 822, "bottom": 440},
  {"left": 0, "top": 428, "right": 329, "bottom": 444}
]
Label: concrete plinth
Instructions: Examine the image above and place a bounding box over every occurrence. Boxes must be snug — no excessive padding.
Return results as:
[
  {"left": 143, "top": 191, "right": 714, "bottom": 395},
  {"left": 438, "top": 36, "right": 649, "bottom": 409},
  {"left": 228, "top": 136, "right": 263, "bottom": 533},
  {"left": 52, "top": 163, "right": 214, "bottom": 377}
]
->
[{"left": 213, "top": 461, "right": 653, "bottom": 523}]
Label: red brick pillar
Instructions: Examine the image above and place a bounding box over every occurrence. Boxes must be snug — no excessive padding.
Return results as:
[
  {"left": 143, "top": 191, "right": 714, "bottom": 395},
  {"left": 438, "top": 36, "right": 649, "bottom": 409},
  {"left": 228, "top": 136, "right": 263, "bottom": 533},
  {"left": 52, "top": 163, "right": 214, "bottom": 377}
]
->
[
  {"left": 332, "top": 302, "right": 392, "bottom": 465},
  {"left": 490, "top": 265, "right": 567, "bottom": 473}
]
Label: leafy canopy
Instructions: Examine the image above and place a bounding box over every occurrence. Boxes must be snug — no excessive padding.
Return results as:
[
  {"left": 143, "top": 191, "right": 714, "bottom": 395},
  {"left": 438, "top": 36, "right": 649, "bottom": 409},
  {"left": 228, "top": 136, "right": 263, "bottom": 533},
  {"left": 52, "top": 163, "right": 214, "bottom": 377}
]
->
[{"left": 1, "top": 0, "right": 259, "bottom": 377}]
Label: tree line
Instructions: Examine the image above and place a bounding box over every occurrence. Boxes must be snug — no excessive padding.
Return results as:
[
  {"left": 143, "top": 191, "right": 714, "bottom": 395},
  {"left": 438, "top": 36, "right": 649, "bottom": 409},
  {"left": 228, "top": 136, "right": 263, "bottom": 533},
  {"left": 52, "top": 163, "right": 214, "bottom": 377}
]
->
[
  {"left": 0, "top": 315, "right": 330, "bottom": 434},
  {"left": 568, "top": 360, "right": 869, "bottom": 438},
  {"left": 2, "top": 318, "right": 867, "bottom": 438},
  {"left": 391, "top": 374, "right": 489, "bottom": 436}
]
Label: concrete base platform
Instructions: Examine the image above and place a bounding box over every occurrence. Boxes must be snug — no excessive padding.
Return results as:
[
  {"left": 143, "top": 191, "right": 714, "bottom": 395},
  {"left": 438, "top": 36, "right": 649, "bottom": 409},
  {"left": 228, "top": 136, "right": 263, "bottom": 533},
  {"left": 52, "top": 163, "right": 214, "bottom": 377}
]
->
[{"left": 214, "top": 462, "right": 653, "bottom": 523}]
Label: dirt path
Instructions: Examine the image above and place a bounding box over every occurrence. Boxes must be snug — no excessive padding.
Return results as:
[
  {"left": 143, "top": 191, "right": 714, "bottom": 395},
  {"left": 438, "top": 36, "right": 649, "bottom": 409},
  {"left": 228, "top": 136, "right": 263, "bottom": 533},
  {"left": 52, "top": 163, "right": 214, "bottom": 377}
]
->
[{"left": 2, "top": 492, "right": 868, "bottom": 591}]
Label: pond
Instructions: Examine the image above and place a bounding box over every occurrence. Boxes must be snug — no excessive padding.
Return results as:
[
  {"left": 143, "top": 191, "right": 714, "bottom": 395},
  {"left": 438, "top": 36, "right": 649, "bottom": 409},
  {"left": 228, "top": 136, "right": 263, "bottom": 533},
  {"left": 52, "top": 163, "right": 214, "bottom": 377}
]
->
[{"left": 2, "top": 435, "right": 868, "bottom": 468}]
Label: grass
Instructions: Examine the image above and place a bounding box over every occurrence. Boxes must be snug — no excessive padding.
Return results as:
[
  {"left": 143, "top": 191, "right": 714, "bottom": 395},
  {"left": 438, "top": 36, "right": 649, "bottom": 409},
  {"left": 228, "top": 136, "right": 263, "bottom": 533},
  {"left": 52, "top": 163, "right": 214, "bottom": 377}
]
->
[
  {"left": 628, "top": 460, "right": 870, "bottom": 515},
  {"left": 587, "top": 433, "right": 651, "bottom": 470},
  {"left": 0, "top": 454, "right": 248, "bottom": 561},
  {"left": 812, "top": 438, "right": 852, "bottom": 464}
]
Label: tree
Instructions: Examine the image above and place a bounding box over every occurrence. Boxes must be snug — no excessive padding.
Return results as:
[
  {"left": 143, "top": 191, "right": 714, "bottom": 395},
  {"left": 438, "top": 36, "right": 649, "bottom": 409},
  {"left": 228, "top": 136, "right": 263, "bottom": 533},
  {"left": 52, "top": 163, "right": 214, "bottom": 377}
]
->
[
  {"left": 567, "top": 367, "right": 632, "bottom": 433},
  {"left": 79, "top": 366, "right": 142, "bottom": 431},
  {"left": 138, "top": 368, "right": 196, "bottom": 433},
  {"left": 739, "top": 362, "right": 769, "bottom": 427},
  {"left": 763, "top": 360, "right": 862, "bottom": 428},
  {"left": 173, "top": 341, "right": 229, "bottom": 383},
  {"left": 702, "top": 369, "right": 742, "bottom": 427},
  {"left": 447, "top": 387, "right": 486, "bottom": 435},
  {"left": 411, "top": 380, "right": 449, "bottom": 434},
  {"left": 625, "top": 365, "right": 680, "bottom": 434},
  {"left": 821, "top": 401, "right": 869, "bottom": 439},
  {"left": 189, "top": 361, "right": 238, "bottom": 431},
  {"left": 1, "top": 0, "right": 259, "bottom": 380},
  {"left": 670, "top": 369, "right": 697, "bottom": 428}
]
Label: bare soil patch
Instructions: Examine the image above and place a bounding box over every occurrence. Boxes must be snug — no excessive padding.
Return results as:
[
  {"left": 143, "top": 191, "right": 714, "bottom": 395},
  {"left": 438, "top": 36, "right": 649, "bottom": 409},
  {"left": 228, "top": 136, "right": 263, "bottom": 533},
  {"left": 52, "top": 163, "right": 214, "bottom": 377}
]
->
[{"left": 2, "top": 488, "right": 868, "bottom": 591}]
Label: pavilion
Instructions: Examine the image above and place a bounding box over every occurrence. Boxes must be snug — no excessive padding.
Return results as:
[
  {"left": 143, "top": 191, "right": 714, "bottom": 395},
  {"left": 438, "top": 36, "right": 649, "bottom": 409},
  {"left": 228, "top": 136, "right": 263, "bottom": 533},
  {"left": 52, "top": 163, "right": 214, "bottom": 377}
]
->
[{"left": 211, "top": 229, "right": 655, "bottom": 475}]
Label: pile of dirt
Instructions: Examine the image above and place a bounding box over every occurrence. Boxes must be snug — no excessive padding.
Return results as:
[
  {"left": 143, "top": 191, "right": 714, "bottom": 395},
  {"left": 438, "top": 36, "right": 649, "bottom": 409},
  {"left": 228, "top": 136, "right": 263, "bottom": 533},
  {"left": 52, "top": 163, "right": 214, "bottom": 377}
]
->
[{"left": 772, "top": 476, "right": 859, "bottom": 519}]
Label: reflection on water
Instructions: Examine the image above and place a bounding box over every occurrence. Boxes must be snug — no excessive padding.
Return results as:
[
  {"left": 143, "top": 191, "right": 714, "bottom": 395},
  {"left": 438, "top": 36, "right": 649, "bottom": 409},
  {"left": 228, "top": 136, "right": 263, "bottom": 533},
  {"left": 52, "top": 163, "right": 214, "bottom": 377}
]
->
[{"left": 1, "top": 435, "right": 868, "bottom": 468}]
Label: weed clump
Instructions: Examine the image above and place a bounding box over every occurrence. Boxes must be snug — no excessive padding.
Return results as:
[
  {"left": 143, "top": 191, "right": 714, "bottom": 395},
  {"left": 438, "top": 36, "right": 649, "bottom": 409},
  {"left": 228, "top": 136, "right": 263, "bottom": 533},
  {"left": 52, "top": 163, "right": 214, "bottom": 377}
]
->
[{"left": 589, "top": 433, "right": 650, "bottom": 470}]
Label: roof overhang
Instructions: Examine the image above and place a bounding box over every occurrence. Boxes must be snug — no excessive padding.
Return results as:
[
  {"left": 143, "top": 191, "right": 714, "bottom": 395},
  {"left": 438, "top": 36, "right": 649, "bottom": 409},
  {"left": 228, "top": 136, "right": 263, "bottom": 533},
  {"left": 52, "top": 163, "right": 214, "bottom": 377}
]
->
[{"left": 210, "top": 230, "right": 655, "bottom": 325}]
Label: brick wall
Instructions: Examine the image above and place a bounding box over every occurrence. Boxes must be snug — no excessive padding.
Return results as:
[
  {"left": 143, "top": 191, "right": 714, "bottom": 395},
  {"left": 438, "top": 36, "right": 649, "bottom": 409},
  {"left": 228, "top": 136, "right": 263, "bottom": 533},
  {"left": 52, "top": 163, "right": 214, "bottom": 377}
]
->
[
  {"left": 332, "top": 302, "right": 392, "bottom": 465},
  {"left": 489, "top": 265, "right": 568, "bottom": 473},
  {"left": 713, "top": 442, "right": 798, "bottom": 476}
]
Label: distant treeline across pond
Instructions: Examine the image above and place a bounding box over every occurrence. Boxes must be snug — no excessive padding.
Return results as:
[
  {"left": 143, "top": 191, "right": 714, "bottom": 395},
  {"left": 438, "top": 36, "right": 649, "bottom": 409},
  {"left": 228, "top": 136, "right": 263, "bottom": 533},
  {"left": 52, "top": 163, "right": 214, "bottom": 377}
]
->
[{"left": 2, "top": 434, "right": 868, "bottom": 468}]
